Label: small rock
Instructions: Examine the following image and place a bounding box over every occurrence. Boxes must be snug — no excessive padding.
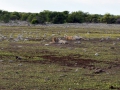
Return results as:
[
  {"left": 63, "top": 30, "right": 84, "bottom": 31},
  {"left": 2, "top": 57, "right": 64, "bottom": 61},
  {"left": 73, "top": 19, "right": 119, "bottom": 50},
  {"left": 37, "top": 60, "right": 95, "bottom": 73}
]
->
[
  {"left": 40, "top": 70, "right": 45, "bottom": 73},
  {"left": 117, "top": 38, "right": 120, "bottom": 40},
  {"left": 109, "top": 85, "right": 119, "bottom": 89},
  {"left": 110, "top": 47, "right": 115, "bottom": 49},
  {"left": 95, "top": 53, "right": 99, "bottom": 56},
  {"left": 52, "top": 34, "right": 55, "bottom": 36},
  {"left": 59, "top": 74, "right": 67, "bottom": 77},
  {"left": 83, "top": 48, "right": 87, "bottom": 52},
  {"left": 113, "top": 42, "right": 116, "bottom": 45},
  {"left": 75, "top": 68, "right": 79, "bottom": 72},
  {"left": 18, "top": 63, "right": 22, "bottom": 66},
  {"left": 100, "top": 38, "right": 104, "bottom": 42},
  {"left": 106, "top": 37, "right": 110, "bottom": 40},
  {"left": 45, "top": 44, "right": 49, "bottom": 46},
  {"left": 16, "top": 72, "right": 19, "bottom": 74},
  {"left": 0, "top": 60, "right": 4, "bottom": 62},
  {"left": 16, "top": 56, "right": 22, "bottom": 60},
  {"left": 74, "top": 41, "right": 81, "bottom": 44},
  {"left": 18, "top": 45, "right": 23, "bottom": 48},
  {"left": 109, "top": 85, "right": 115, "bottom": 89},
  {"left": 93, "top": 69, "right": 105, "bottom": 74},
  {"left": 9, "top": 60, "right": 13, "bottom": 63},
  {"left": 44, "top": 77, "right": 50, "bottom": 82}
]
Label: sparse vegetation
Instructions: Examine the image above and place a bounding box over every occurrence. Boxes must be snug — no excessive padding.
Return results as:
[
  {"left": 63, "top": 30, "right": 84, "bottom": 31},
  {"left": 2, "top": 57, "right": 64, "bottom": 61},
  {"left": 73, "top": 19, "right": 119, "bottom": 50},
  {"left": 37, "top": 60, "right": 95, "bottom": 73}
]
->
[{"left": 0, "top": 23, "right": 120, "bottom": 90}]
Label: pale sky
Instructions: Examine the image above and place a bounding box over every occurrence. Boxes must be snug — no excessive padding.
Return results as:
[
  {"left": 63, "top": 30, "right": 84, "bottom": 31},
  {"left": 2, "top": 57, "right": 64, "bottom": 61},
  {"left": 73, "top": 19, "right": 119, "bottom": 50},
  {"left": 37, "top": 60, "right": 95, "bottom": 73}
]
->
[{"left": 0, "top": 0, "right": 120, "bottom": 15}]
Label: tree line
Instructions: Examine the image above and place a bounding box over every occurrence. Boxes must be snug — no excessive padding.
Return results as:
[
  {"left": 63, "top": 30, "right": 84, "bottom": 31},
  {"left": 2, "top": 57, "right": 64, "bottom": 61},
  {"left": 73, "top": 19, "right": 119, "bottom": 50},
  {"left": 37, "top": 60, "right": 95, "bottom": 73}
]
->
[{"left": 0, "top": 10, "right": 120, "bottom": 24}]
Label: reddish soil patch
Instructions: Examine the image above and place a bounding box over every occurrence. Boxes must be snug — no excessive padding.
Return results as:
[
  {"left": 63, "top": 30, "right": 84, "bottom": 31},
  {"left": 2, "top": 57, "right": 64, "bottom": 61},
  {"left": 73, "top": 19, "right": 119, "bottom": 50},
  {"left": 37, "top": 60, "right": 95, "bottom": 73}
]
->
[
  {"left": 21, "top": 49, "right": 120, "bottom": 69},
  {"left": 21, "top": 53, "right": 100, "bottom": 69},
  {"left": 41, "top": 54, "right": 100, "bottom": 69}
]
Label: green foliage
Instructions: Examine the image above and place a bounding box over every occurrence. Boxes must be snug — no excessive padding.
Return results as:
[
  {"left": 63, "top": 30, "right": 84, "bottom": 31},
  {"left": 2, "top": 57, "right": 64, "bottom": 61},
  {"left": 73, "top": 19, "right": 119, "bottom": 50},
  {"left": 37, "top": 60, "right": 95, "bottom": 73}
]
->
[
  {"left": 21, "top": 13, "right": 29, "bottom": 21},
  {"left": 3, "top": 14, "right": 10, "bottom": 23},
  {"left": 1, "top": 13, "right": 10, "bottom": 23},
  {"left": 0, "top": 10, "right": 2, "bottom": 14},
  {"left": 52, "top": 12, "right": 66, "bottom": 24},
  {"left": 31, "top": 18, "right": 39, "bottom": 24},
  {"left": 67, "top": 11, "right": 84, "bottom": 23},
  {"left": 12, "top": 12, "right": 21, "bottom": 19},
  {"left": 27, "top": 14, "right": 35, "bottom": 22},
  {"left": 38, "top": 10, "right": 51, "bottom": 23},
  {"left": 0, "top": 9, "right": 120, "bottom": 24},
  {"left": 27, "top": 13, "right": 40, "bottom": 23},
  {"left": 10, "top": 12, "right": 21, "bottom": 20},
  {"left": 0, "top": 10, "right": 10, "bottom": 22},
  {"left": 10, "top": 14, "right": 18, "bottom": 20},
  {"left": 62, "top": 11, "right": 69, "bottom": 22},
  {"left": 90, "top": 14, "right": 101, "bottom": 23},
  {"left": 101, "top": 13, "right": 116, "bottom": 24}
]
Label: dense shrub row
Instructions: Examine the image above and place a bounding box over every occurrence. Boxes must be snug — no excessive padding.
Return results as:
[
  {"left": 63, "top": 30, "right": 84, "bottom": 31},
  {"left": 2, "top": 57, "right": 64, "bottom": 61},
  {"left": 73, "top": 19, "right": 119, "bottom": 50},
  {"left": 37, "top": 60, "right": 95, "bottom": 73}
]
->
[{"left": 0, "top": 10, "right": 120, "bottom": 24}]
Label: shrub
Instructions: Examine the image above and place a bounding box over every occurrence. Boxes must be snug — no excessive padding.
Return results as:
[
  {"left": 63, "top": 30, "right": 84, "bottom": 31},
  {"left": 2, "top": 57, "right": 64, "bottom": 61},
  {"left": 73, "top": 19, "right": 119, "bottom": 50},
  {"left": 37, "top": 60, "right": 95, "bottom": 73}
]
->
[
  {"left": 31, "top": 19, "right": 39, "bottom": 24},
  {"left": 116, "top": 18, "right": 120, "bottom": 24}
]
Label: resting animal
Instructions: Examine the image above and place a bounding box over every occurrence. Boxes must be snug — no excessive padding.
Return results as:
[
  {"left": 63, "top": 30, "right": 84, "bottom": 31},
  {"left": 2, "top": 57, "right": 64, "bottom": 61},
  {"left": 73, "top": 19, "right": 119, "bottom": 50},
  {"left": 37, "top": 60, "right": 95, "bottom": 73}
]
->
[
  {"left": 58, "top": 39, "right": 68, "bottom": 44},
  {"left": 52, "top": 37, "right": 59, "bottom": 43}
]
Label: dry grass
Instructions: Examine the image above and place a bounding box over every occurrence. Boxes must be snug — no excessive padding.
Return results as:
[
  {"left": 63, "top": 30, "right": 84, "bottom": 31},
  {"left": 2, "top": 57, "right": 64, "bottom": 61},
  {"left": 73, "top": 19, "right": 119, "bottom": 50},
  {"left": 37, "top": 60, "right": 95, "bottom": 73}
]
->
[{"left": 0, "top": 24, "right": 120, "bottom": 90}]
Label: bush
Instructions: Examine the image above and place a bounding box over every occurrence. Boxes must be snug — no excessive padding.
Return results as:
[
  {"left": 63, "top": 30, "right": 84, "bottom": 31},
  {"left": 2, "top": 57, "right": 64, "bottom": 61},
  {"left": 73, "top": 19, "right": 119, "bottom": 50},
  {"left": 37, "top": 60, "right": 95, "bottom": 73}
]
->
[
  {"left": 31, "top": 19, "right": 39, "bottom": 24},
  {"left": 116, "top": 18, "right": 120, "bottom": 24}
]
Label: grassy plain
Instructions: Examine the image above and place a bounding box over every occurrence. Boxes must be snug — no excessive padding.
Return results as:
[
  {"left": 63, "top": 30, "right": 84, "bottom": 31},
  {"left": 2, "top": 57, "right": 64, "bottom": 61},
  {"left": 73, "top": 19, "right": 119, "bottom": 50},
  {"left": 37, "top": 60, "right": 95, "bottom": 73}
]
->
[{"left": 0, "top": 24, "right": 120, "bottom": 90}]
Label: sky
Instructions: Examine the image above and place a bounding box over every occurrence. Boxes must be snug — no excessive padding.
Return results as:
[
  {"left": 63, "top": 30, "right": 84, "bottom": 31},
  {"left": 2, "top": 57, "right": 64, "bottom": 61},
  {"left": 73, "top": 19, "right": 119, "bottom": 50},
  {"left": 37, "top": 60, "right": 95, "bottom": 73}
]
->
[{"left": 0, "top": 0, "right": 120, "bottom": 15}]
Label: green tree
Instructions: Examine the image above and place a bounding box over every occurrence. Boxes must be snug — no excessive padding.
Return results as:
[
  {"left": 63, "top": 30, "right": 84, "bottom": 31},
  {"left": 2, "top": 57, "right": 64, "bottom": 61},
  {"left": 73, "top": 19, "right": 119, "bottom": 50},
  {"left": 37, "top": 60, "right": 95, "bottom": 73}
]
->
[
  {"left": 21, "top": 13, "right": 29, "bottom": 21},
  {"left": 0, "top": 10, "right": 3, "bottom": 21},
  {"left": 52, "top": 12, "right": 66, "bottom": 24},
  {"left": 38, "top": 11, "right": 48, "bottom": 24},
  {"left": 102, "top": 13, "right": 116, "bottom": 24},
  {"left": 0, "top": 10, "right": 10, "bottom": 23},
  {"left": 10, "top": 12, "right": 21, "bottom": 20},
  {"left": 2, "top": 13, "right": 10, "bottom": 23},
  {"left": 63, "top": 11, "right": 69, "bottom": 22},
  {"left": 67, "top": 11, "right": 84, "bottom": 23},
  {"left": 27, "top": 13, "right": 35, "bottom": 22},
  {"left": 91, "top": 14, "right": 102, "bottom": 23},
  {"left": 0, "top": 10, "right": 2, "bottom": 14},
  {"left": 31, "top": 18, "right": 39, "bottom": 24},
  {"left": 10, "top": 14, "right": 18, "bottom": 20}
]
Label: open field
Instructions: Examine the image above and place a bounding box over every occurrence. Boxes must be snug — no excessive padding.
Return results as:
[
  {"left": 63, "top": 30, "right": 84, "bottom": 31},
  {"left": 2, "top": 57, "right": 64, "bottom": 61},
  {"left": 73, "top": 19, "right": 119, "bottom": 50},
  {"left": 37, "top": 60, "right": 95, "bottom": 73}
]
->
[{"left": 0, "top": 23, "right": 120, "bottom": 90}]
